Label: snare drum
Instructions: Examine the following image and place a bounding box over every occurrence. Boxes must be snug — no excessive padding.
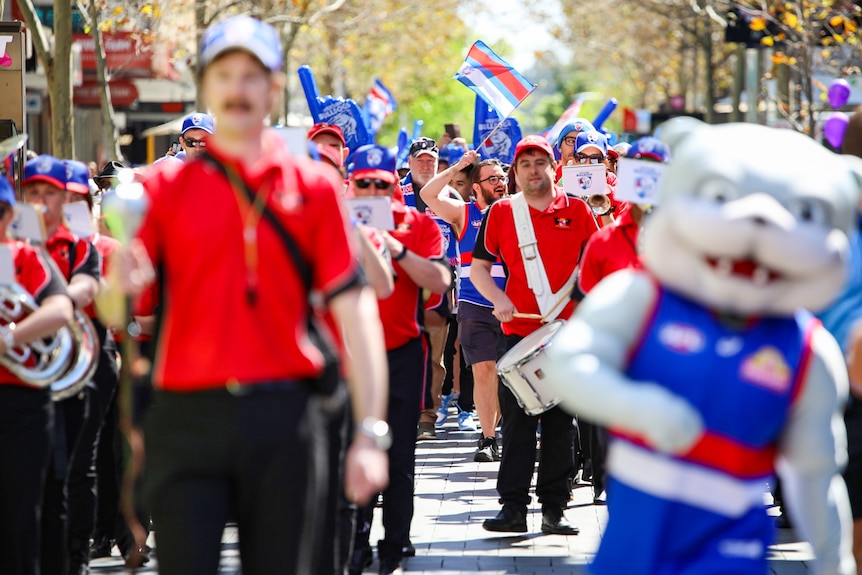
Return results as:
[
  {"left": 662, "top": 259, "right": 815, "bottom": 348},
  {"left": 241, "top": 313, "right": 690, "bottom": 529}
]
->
[{"left": 497, "top": 320, "right": 566, "bottom": 416}]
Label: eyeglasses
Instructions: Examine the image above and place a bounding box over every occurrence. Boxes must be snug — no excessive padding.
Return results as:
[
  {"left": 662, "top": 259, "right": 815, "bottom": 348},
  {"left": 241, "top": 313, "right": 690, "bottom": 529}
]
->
[
  {"left": 354, "top": 179, "right": 392, "bottom": 190},
  {"left": 477, "top": 175, "right": 508, "bottom": 185},
  {"left": 561, "top": 137, "right": 578, "bottom": 147},
  {"left": 575, "top": 153, "right": 605, "bottom": 164},
  {"left": 409, "top": 138, "right": 438, "bottom": 156},
  {"left": 183, "top": 138, "right": 207, "bottom": 149}
]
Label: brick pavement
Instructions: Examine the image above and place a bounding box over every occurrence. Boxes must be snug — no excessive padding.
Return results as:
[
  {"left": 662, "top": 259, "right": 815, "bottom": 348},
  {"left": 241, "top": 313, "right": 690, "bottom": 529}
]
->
[{"left": 88, "top": 413, "right": 816, "bottom": 574}]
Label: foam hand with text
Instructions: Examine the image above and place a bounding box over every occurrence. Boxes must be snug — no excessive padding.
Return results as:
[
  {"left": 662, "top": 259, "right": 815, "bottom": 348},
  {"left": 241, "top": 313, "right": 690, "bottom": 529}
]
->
[{"left": 298, "top": 65, "right": 370, "bottom": 160}]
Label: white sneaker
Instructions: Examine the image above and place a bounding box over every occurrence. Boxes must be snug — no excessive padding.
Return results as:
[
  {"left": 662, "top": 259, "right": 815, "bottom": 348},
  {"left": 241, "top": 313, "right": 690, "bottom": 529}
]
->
[{"left": 457, "top": 411, "right": 478, "bottom": 432}]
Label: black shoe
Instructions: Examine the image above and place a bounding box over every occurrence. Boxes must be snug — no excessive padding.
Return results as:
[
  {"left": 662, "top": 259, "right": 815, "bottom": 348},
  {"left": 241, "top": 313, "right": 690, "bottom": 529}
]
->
[
  {"left": 541, "top": 507, "right": 580, "bottom": 535},
  {"left": 348, "top": 545, "right": 373, "bottom": 575},
  {"left": 378, "top": 557, "right": 403, "bottom": 575},
  {"left": 483, "top": 505, "right": 527, "bottom": 533},
  {"left": 474, "top": 437, "right": 500, "bottom": 462},
  {"left": 402, "top": 541, "right": 415, "bottom": 557},
  {"left": 89, "top": 536, "right": 113, "bottom": 559},
  {"left": 122, "top": 545, "right": 151, "bottom": 568}
]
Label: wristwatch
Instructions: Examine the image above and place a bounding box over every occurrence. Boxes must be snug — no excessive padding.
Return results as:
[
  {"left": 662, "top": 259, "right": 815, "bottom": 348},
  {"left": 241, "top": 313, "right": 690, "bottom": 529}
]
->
[
  {"left": 0, "top": 324, "right": 15, "bottom": 353},
  {"left": 356, "top": 417, "right": 392, "bottom": 450}
]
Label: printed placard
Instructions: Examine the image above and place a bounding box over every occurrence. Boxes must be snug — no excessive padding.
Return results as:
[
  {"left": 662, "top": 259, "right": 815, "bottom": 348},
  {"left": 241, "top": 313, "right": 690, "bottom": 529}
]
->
[
  {"left": 615, "top": 158, "right": 667, "bottom": 205},
  {"left": 63, "top": 202, "right": 95, "bottom": 239},
  {"left": 562, "top": 163, "right": 606, "bottom": 199},
  {"left": 10, "top": 204, "right": 46, "bottom": 243},
  {"left": 345, "top": 196, "right": 394, "bottom": 231},
  {"left": 0, "top": 244, "right": 14, "bottom": 285}
]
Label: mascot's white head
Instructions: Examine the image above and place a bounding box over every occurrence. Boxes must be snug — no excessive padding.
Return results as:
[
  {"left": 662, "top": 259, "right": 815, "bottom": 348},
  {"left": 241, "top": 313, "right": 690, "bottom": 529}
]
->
[{"left": 642, "top": 122, "right": 861, "bottom": 317}]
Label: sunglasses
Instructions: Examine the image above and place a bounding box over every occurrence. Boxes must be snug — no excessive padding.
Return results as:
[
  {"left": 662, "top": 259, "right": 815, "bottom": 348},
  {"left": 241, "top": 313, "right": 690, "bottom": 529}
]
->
[
  {"left": 183, "top": 138, "right": 207, "bottom": 148},
  {"left": 409, "top": 138, "right": 438, "bottom": 155},
  {"left": 575, "top": 153, "right": 605, "bottom": 164},
  {"left": 354, "top": 179, "right": 392, "bottom": 190}
]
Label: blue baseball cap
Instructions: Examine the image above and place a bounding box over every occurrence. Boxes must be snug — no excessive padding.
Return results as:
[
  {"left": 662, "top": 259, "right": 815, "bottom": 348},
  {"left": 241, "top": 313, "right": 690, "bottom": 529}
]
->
[
  {"left": 181, "top": 112, "right": 214, "bottom": 135},
  {"left": 556, "top": 118, "right": 595, "bottom": 148},
  {"left": 199, "top": 16, "right": 282, "bottom": 73},
  {"left": 352, "top": 144, "right": 397, "bottom": 184},
  {"left": 0, "top": 177, "right": 15, "bottom": 207},
  {"left": 24, "top": 155, "right": 66, "bottom": 190},
  {"left": 63, "top": 160, "right": 91, "bottom": 195},
  {"left": 627, "top": 136, "right": 671, "bottom": 163},
  {"left": 575, "top": 130, "right": 609, "bottom": 155},
  {"left": 441, "top": 143, "right": 466, "bottom": 165}
]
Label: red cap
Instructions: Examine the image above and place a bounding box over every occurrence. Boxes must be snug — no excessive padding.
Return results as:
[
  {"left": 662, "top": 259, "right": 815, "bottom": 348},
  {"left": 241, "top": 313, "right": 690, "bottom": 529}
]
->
[
  {"left": 307, "top": 123, "right": 346, "bottom": 147},
  {"left": 513, "top": 135, "right": 554, "bottom": 164}
]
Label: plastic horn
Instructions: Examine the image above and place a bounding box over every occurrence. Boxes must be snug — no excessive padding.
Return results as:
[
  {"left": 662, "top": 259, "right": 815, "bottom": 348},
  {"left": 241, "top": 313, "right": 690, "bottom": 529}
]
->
[{"left": 592, "top": 98, "right": 618, "bottom": 131}]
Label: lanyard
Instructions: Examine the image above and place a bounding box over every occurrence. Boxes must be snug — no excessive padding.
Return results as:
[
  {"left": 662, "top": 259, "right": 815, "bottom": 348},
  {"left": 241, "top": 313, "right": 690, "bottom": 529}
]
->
[{"left": 221, "top": 162, "right": 269, "bottom": 305}]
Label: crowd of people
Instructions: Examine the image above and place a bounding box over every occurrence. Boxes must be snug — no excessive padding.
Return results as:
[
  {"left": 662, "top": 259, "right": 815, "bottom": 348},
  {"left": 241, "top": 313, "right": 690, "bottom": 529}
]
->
[{"left": 0, "top": 12, "right": 860, "bottom": 575}]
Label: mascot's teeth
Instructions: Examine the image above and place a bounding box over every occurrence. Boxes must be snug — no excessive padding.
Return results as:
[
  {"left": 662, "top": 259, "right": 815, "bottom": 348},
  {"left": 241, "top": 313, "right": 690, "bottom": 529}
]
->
[
  {"left": 717, "top": 258, "right": 732, "bottom": 275},
  {"left": 753, "top": 266, "right": 770, "bottom": 286}
]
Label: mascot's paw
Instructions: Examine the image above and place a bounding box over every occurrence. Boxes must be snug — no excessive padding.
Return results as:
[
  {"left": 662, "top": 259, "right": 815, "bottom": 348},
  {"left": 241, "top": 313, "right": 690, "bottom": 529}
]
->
[{"left": 632, "top": 384, "right": 704, "bottom": 454}]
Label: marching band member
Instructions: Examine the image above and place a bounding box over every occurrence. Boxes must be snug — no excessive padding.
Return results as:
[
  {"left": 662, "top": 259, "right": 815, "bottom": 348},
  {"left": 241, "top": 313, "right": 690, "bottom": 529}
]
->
[
  {"left": 0, "top": 175, "right": 74, "bottom": 575},
  {"left": 22, "top": 155, "right": 101, "bottom": 575},
  {"left": 113, "top": 15, "right": 389, "bottom": 575},
  {"left": 471, "top": 135, "right": 597, "bottom": 535}
]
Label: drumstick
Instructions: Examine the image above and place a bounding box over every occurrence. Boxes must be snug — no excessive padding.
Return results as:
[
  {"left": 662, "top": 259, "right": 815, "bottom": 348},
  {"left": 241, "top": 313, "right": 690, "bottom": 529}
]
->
[{"left": 513, "top": 312, "right": 544, "bottom": 320}]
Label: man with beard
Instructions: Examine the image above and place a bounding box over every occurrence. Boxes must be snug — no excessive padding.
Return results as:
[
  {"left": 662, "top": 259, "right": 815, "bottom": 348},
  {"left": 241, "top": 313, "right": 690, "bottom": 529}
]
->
[
  {"left": 420, "top": 152, "right": 508, "bottom": 461},
  {"left": 471, "top": 135, "right": 597, "bottom": 534}
]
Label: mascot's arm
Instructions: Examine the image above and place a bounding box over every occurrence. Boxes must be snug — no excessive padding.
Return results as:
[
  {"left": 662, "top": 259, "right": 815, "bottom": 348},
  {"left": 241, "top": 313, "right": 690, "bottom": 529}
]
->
[
  {"left": 545, "top": 269, "right": 704, "bottom": 454},
  {"left": 777, "top": 324, "right": 855, "bottom": 575}
]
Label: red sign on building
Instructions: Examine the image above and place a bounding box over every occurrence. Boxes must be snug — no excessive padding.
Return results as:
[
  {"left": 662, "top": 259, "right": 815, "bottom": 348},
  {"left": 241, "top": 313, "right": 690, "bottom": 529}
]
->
[
  {"left": 73, "top": 80, "right": 139, "bottom": 108},
  {"left": 73, "top": 32, "right": 153, "bottom": 77}
]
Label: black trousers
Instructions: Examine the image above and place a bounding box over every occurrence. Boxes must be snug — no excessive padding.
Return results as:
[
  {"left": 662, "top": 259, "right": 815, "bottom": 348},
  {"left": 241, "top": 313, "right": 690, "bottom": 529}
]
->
[
  {"left": 496, "top": 333, "right": 575, "bottom": 510},
  {"left": 67, "top": 336, "right": 119, "bottom": 568},
  {"left": 0, "top": 386, "right": 53, "bottom": 575},
  {"left": 354, "top": 337, "right": 424, "bottom": 562},
  {"left": 42, "top": 392, "right": 89, "bottom": 575},
  {"left": 143, "top": 383, "right": 326, "bottom": 575}
]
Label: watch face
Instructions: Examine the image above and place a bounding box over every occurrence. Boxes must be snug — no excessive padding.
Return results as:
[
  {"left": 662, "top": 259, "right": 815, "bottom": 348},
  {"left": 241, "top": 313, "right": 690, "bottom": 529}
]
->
[{"left": 127, "top": 321, "right": 142, "bottom": 338}]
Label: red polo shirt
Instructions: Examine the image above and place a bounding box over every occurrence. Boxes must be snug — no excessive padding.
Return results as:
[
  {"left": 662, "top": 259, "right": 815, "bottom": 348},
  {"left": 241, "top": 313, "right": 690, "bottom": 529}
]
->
[
  {"left": 45, "top": 224, "right": 100, "bottom": 284},
  {"left": 1, "top": 241, "right": 70, "bottom": 386},
  {"left": 578, "top": 208, "right": 642, "bottom": 294},
  {"left": 376, "top": 201, "right": 444, "bottom": 351},
  {"left": 137, "top": 131, "right": 362, "bottom": 391},
  {"left": 474, "top": 189, "right": 597, "bottom": 337}
]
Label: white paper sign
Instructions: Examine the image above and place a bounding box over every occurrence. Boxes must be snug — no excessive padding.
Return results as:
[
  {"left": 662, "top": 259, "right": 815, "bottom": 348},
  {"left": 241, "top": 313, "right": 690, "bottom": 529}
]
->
[
  {"left": 615, "top": 158, "right": 667, "bottom": 205},
  {"left": 10, "top": 204, "right": 46, "bottom": 243},
  {"left": 562, "top": 164, "right": 607, "bottom": 199},
  {"left": 346, "top": 196, "right": 395, "bottom": 231},
  {"left": 63, "top": 202, "right": 95, "bottom": 239},
  {"left": 0, "top": 244, "right": 15, "bottom": 286}
]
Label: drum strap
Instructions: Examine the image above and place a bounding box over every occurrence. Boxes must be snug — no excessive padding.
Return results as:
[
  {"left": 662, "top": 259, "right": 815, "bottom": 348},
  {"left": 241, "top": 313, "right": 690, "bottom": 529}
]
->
[{"left": 510, "top": 193, "right": 576, "bottom": 322}]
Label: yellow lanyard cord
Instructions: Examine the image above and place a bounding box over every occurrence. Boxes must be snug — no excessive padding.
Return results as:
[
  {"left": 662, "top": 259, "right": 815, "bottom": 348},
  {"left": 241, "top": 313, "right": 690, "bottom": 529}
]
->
[{"left": 221, "top": 163, "right": 269, "bottom": 305}]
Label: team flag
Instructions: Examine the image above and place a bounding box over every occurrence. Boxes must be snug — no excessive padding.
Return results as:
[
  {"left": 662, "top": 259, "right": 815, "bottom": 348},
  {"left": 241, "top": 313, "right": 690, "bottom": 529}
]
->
[
  {"left": 546, "top": 94, "right": 588, "bottom": 147},
  {"left": 362, "top": 78, "right": 397, "bottom": 137},
  {"left": 453, "top": 41, "right": 536, "bottom": 118}
]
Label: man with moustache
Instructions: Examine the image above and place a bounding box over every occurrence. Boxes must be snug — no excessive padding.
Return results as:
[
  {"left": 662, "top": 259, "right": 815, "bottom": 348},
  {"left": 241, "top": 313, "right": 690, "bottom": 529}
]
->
[
  {"left": 420, "top": 152, "right": 508, "bottom": 462},
  {"left": 471, "top": 135, "right": 598, "bottom": 534},
  {"left": 114, "top": 15, "right": 389, "bottom": 575}
]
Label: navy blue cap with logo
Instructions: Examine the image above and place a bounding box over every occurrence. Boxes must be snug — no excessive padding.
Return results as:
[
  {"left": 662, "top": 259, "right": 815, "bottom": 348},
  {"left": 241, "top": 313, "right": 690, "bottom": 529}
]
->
[
  {"left": 24, "top": 155, "right": 67, "bottom": 190},
  {"left": 575, "top": 130, "right": 609, "bottom": 155},
  {"left": 556, "top": 118, "right": 596, "bottom": 149},
  {"left": 198, "top": 16, "right": 283, "bottom": 73},
  {"left": 352, "top": 144, "right": 397, "bottom": 184},
  {"left": 627, "top": 136, "right": 671, "bottom": 163},
  {"left": 0, "top": 174, "right": 15, "bottom": 207},
  {"left": 63, "top": 159, "right": 91, "bottom": 195},
  {"left": 182, "top": 112, "right": 215, "bottom": 135}
]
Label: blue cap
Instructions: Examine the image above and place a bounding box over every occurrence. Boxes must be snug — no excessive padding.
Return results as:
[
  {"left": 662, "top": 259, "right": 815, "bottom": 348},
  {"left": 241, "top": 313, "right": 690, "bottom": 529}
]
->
[
  {"left": 24, "top": 155, "right": 66, "bottom": 190},
  {"left": 627, "top": 136, "right": 671, "bottom": 163},
  {"left": 199, "top": 16, "right": 283, "bottom": 73},
  {"left": 556, "top": 118, "right": 595, "bottom": 148},
  {"left": 352, "top": 144, "right": 397, "bottom": 184},
  {"left": 0, "top": 177, "right": 15, "bottom": 207},
  {"left": 181, "top": 112, "right": 214, "bottom": 135},
  {"left": 575, "top": 130, "right": 608, "bottom": 155},
  {"left": 441, "top": 143, "right": 466, "bottom": 165},
  {"left": 63, "top": 160, "right": 90, "bottom": 195}
]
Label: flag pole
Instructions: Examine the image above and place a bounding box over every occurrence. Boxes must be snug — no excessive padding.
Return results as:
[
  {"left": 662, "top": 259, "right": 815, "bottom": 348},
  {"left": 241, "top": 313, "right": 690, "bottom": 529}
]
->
[{"left": 474, "top": 119, "right": 507, "bottom": 151}]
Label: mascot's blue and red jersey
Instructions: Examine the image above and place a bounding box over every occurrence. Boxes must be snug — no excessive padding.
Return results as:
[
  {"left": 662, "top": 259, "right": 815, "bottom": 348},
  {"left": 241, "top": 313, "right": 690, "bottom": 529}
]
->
[{"left": 594, "top": 284, "right": 816, "bottom": 575}]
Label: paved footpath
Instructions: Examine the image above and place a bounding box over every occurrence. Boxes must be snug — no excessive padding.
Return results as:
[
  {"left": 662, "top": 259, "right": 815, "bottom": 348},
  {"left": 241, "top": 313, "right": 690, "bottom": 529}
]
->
[{"left": 90, "top": 414, "right": 816, "bottom": 574}]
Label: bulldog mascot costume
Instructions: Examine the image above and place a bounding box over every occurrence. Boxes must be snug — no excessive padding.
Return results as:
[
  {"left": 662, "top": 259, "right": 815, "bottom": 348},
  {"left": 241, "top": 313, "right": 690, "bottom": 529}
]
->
[{"left": 544, "top": 122, "right": 859, "bottom": 575}]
